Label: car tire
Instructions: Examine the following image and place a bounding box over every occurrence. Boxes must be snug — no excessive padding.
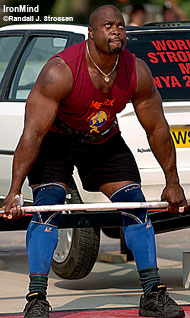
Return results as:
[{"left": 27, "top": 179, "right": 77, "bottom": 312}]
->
[{"left": 52, "top": 181, "right": 100, "bottom": 280}]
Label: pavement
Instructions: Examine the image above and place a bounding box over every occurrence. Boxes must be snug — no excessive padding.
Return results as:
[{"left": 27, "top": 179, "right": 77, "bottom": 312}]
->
[{"left": 0, "top": 228, "right": 190, "bottom": 315}]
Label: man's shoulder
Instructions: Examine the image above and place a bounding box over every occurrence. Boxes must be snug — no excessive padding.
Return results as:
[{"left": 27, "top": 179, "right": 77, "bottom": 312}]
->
[{"left": 121, "top": 48, "right": 136, "bottom": 71}]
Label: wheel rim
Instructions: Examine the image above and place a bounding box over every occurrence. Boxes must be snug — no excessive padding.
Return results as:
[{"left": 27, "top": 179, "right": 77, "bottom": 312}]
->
[{"left": 53, "top": 228, "right": 73, "bottom": 263}]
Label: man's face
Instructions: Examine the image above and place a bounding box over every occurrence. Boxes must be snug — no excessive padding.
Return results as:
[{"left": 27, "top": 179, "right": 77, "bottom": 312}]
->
[{"left": 90, "top": 9, "right": 126, "bottom": 54}]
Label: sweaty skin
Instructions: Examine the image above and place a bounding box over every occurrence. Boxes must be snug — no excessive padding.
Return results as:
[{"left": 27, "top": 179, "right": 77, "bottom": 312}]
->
[{"left": 2, "top": 4, "right": 187, "bottom": 219}]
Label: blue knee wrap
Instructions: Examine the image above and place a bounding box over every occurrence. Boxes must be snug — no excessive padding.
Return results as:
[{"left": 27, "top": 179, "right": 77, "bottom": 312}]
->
[
  {"left": 110, "top": 183, "right": 157, "bottom": 270},
  {"left": 32, "top": 182, "right": 66, "bottom": 225},
  {"left": 110, "top": 183, "right": 147, "bottom": 225},
  {"left": 26, "top": 183, "right": 66, "bottom": 275}
]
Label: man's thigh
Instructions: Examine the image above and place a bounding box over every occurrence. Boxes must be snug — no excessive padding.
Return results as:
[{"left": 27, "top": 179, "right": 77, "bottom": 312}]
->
[{"left": 28, "top": 132, "right": 74, "bottom": 186}]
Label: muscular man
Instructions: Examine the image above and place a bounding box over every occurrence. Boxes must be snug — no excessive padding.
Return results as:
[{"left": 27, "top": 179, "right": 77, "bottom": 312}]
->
[{"left": 2, "top": 4, "right": 187, "bottom": 318}]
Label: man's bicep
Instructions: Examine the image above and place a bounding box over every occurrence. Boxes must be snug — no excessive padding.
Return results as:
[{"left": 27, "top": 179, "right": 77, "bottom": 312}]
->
[
  {"left": 132, "top": 58, "right": 167, "bottom": 135},
  {"left": 133, "top": 87, "right": 168, "bottom": 136},
  {"left": 24, "top": 88, "right": 59, "bottom": 137}
]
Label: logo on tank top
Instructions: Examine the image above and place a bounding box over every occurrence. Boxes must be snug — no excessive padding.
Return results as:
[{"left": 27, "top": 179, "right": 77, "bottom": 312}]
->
[
  {"left": 89, "top": 111, "right": 108, "bottom": 133},
  {"left": 87, "top": 98, "right": 115, "bottom": 133}
]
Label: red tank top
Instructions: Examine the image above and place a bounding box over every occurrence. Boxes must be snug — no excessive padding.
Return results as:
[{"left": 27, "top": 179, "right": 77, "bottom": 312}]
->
[{"left": 50, "top": 41, "right": 137, "bottom": 143}]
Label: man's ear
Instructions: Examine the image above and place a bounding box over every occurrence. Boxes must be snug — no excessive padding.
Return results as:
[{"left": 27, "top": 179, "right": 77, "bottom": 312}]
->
[{"left": 88, "top": 26, "right": 94, "bottom": 39}]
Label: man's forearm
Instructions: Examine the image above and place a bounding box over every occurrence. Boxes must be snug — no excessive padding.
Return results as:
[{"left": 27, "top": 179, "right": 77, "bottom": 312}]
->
[
  {"left": 147, "top": 126, "right": 179, "bottom": 185},
  {"left": 9, "top": 132, "right": 42, "bottom": 194}
]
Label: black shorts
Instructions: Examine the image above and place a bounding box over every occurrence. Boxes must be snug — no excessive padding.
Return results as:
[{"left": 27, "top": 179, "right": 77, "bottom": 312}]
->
[{"left": 28, "top": 131, "right": 141, "bottom": 191}]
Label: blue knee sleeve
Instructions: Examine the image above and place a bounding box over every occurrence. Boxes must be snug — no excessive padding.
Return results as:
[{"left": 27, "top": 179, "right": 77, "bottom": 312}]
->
[
  {"left": 26, "top": 222, "right": 58, "bottom": 275},
  {"left": 32, "top": 182, "right": 66, "bottom": 225},
  {"left": 26, "top": 183, "right": 66, "bottom": 275},
  {"left": 110, "top": 183, "right": 147, "bottom": 225},
  {"left": 110, "top": 183, "right": 157, "bottom": 270}
]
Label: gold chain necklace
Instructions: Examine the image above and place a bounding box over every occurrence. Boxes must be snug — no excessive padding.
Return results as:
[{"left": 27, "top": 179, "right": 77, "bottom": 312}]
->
[{"left": 86, "top": 42, "right": 119, "bottom": 83}]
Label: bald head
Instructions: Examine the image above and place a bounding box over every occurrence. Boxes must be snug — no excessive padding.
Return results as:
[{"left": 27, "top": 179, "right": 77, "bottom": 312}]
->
[
  {"left": 89, "top": 5, "right": 124, "bottom": 29},
  {"left": 88, "top": 4, "right": 126, "bottom": 54}
]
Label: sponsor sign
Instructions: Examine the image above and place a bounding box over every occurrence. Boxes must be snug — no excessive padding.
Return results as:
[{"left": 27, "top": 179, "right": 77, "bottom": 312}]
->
[
  {"left": 126, "top": 32, "right": 190, "bottom": 101},
  {"left": 170, "top": 127, "right": 190, "bottom": 147}
]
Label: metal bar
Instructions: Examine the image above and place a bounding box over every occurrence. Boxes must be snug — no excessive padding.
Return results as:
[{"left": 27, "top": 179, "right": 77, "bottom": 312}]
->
[{"left": 0, "top": 201, "right": 170, "bottom": 215}]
